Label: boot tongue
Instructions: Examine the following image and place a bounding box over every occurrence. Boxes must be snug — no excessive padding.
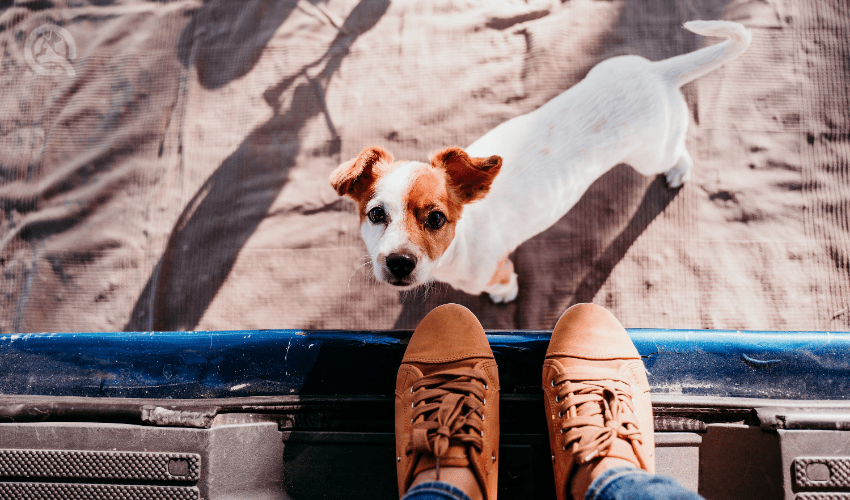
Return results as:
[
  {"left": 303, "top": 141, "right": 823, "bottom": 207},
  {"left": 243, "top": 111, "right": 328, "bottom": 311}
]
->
[
  {"left": 403, "top": 304, "right": 494, "bottom": 364},
  {"left": 413, "top": 444, "right": 473, "bottom": 477}
]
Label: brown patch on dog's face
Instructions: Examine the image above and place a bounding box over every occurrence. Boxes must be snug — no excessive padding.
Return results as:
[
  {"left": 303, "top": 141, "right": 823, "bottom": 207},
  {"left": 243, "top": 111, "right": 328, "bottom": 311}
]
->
[
  {"left": 403, "top": 165, "right": 464, "bottom": 261},
  {"left": 329, "top": 146, "right": 394, "bottom": 221}
]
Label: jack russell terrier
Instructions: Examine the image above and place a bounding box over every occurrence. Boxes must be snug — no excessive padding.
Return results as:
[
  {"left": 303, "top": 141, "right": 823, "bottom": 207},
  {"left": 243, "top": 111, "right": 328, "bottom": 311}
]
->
[{"left": 330, "top": 20, "right": 751, "bottom": 303}]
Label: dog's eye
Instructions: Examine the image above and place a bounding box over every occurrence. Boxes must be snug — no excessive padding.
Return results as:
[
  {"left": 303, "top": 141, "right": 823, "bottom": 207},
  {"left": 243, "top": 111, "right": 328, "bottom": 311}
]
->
[
  {"left": 425, "top": 211, "right": 446, "bottom": 230},
  {"left": 367, "top": 206, "right": 386, "bottom": 224}
]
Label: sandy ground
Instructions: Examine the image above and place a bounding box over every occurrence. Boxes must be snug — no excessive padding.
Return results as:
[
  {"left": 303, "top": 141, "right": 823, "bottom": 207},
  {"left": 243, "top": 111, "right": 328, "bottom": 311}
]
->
[{"left": 0, "top": 0, "right": 848, "bottom": 333}]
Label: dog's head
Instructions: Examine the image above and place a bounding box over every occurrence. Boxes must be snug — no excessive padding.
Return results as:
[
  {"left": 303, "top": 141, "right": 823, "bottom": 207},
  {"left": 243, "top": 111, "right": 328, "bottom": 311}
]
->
[{"left": 330, "top": 145, "right": 502, "bottom": 288}]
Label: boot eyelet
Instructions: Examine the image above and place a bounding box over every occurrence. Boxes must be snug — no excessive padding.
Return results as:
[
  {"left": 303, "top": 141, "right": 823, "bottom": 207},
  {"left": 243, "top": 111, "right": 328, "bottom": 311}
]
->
[
  {"left": 397, "top": 456, "right": 401, "bottom": 462},
  {"left": 484, "top": 383, "right": 488, "bottom": 390},
  {"left": 563, "top": 445, "right": 568, "bottom": 451},
  {"left": 480, "top": 431, "right": 484, "bottom": 437},
  {"left": 481, "top": 415, "right": 485, "bottom": 422},
  {"left": 411, "top": 402, "right": 414, "bottom": 409},
  {"left": 555, "top": 396, "right": 560, "bottom": 402},
  {"left": 560, "top": 429, "right": 565, "bottom": 434},
  {"left": 483, "top": 398, "right": 486, "bottom": 406},
  {"left": 410, "top": 387, "right": 414, "bottom": 394},
  {"left": 492, "top": 455, "right": 496, "bottom": 462},
  {"left": 551, "top": 380, "right": 555, "bottom": 387},
  {"left": 558, "top": 411, "right": 563, "bottom": 417}
]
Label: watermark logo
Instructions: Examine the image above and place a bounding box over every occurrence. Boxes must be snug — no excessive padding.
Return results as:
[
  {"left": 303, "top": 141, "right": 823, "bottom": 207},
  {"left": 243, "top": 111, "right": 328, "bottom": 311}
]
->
[{"left": 25, "top": 24, "right": 76, "bottom": 77}]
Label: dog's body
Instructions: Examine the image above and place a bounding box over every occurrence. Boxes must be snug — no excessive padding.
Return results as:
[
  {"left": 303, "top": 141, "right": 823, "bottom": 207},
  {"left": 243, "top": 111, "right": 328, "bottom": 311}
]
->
[{"left": 331, "top": 21, "right": 751, "bottom": 303}]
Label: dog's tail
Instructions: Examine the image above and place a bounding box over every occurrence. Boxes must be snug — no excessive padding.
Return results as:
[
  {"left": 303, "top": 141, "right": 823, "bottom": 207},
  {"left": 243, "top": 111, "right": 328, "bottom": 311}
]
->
[{"left": 656, "top": 20, "right": 752, "bottom": 87}]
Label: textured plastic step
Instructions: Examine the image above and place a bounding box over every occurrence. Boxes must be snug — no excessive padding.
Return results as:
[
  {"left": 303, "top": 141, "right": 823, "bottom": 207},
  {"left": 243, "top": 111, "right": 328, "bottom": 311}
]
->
[
  {"left": 796, "top": 494, "right": 850, "bottom": 500},
  {"left": 795, "top": 457, "right": 850, "bottom": 489},
  {"left": 0, "top": 449, "right": 200, "bottom": 482},
  {"left": 0, "top": 482, "right": 199, "bottom": 499}
]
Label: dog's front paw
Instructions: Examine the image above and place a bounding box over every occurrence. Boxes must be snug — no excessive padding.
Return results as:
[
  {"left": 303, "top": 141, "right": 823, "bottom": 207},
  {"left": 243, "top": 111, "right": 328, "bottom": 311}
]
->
[
  {"left": 664, "top": 150, "right": 693, "bottom": 189},
  {"left": 486, "top": 271, "right": 519, "bottom": 304}
]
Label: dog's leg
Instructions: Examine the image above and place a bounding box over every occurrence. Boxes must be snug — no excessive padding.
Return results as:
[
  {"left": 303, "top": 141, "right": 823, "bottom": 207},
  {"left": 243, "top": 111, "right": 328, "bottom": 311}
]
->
[
  {"left": 485, "top": 256, "right": 519, "bottom": 304},
  {"left": 664, "top": 149, "right": 693, "bottom": 189}
]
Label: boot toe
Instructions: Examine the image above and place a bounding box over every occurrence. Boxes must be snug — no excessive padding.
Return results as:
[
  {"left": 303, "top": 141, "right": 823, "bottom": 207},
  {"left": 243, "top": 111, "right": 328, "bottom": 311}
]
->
[
  {"left": 546, "top": 303, "right": 640, "bottom": 360},
  {"left": 404, "top": 304, "right": 493, "bottom": 363}
]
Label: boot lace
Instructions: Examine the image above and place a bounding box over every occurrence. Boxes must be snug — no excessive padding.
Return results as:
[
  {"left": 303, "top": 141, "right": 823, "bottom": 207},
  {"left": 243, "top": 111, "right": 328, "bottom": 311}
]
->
[
  {"left": 407, "top": 367, "right": 487, "bottom": 479},
  {"left": 552, "top": 374, "right": 643, "bottom": 465}
]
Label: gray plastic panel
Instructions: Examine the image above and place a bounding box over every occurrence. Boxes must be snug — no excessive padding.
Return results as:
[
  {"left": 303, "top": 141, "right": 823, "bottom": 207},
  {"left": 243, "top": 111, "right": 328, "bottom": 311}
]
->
[
  {"left": 0, "top": 482, "right": 199, "bottom": 499},
  {"left": 0, "top": 421, "right": 283, "bottom": 500},
  {"left": 0, "top": 449, "right": 200, "bottom": 482},
  {"left": 795, "top": 458, "right": 850, "bottom": 489}
]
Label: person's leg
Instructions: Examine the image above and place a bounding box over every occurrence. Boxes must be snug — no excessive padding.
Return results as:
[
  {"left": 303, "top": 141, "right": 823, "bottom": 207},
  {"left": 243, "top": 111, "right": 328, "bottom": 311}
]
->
[
  {"left": 400, "top": 480, "right": 474, "bottom": 500},
  {"left": 395, "top": 304, "right": 500, "bottom": 500},
  {"left": 584, "top": 466, "right": 704, "bottom": 500},
  {"left": 542, "top": 303, "right": 706, "bottom": 500}
]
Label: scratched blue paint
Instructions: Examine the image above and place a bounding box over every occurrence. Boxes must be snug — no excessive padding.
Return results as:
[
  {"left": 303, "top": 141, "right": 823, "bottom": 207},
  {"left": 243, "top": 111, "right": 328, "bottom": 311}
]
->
[{"left": 0, "top": 328, "right": 848, "bottom": 400}]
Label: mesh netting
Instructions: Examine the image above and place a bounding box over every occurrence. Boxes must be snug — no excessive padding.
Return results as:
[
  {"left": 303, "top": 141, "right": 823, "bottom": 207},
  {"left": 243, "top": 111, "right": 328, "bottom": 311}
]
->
[{"left": 0, "top": 0, "right": 848, "bottom": 332}]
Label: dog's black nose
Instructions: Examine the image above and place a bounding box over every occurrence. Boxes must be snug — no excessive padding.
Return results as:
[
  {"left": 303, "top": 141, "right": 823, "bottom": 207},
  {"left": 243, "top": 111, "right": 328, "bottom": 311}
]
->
[{"left": 386, "top": 253, "right": 417, "bottom": 279}]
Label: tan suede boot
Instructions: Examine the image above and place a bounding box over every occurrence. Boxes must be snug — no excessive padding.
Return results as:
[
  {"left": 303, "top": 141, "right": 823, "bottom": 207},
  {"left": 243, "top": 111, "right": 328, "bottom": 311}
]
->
[
  {"left": 396, "top": 304, "right": 500, "bottom": 500},
  {"left": 542, "top": 303, "right": 655, "bottom": 500}
]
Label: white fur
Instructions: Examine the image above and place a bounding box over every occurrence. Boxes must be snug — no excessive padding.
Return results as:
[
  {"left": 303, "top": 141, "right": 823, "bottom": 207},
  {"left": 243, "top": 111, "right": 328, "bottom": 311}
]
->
[
  {"left": 360, "top": 21, "right": 751, "bottom": 302},
  {"left": 431, "top": 20, "right": 751, "bottom": 302}
]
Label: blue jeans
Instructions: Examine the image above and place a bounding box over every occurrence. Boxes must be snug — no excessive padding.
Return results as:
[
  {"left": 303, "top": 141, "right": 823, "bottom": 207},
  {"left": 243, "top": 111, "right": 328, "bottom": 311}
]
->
[
  {"left": 400, "top": 468, "right": 704, "bottom": 500},
  {"left": 585, "top": 467, "right": 705, "bottom": 500},
  {"left": 401, "top": 481, "right": 474, "bottom": 500}
]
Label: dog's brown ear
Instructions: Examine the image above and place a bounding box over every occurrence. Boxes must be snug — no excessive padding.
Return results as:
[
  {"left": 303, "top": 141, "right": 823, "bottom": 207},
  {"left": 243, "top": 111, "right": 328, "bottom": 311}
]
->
[
  {"left": 431, "top": 147, "right": 502, "bottom": 204},
  {"left": 329, "top": 146, "right": 393, "bottom": 200}
]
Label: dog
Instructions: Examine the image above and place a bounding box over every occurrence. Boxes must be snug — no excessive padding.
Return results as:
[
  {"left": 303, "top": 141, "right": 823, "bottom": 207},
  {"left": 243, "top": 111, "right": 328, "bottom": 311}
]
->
[{"left": 330, "top": 20, "right": 751, "bottom": 303}]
